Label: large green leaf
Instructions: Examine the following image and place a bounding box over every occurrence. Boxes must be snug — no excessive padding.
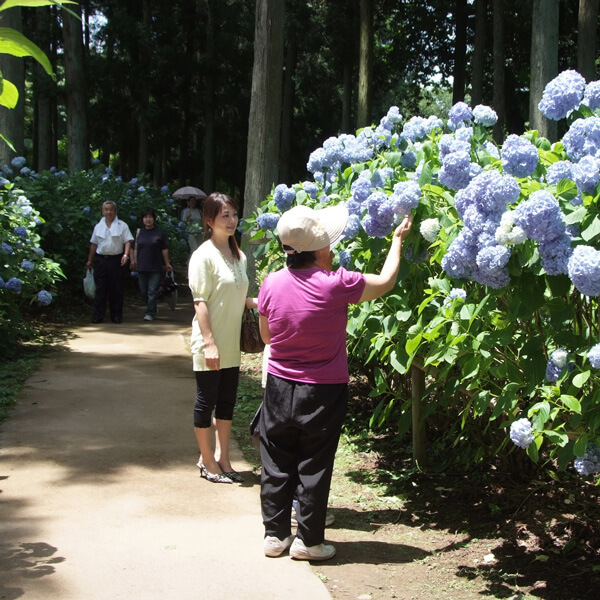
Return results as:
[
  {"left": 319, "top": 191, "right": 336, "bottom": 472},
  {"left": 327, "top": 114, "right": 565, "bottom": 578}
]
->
[
  {"left": 0, "top": 77, "right": 17, "bottom": 108},
  {"left": 0, "top": 1, "right": 76, "bottom": 11},
  {"left": 0, "top": 28, "right": 53, "bottom": 77}
]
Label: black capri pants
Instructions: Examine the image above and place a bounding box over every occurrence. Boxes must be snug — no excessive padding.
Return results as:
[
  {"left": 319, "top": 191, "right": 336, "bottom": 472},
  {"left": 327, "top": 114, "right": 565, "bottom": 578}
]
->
[{"left": 193, "top": 367, "right": 240, "bottom": 428}]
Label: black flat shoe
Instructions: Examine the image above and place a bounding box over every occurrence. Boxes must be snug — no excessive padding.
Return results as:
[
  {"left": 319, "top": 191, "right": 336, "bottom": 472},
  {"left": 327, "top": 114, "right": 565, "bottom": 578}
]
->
[
  {"left": 111, "top": 318, "right": 122, "bottom": 323},
  {"left": 199, "top": 464, "right": 232, "bottom": 484},
  {"left": 222, "top": 470, "right": 244, "bottom": 483},
  {"left": 92, "top": 318, "right": 103, "bottom": 323}
]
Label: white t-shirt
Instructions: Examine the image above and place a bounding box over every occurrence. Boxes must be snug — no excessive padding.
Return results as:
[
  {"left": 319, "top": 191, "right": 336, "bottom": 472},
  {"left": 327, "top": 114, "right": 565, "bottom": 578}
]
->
[{"left": 90, "top": 217, "right": 134, "bottom": 255}]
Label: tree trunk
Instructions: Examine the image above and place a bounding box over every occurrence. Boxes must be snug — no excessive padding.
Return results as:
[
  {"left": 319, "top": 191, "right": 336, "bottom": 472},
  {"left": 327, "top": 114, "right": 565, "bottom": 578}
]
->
[
  {"left": 578, "top": 0, "right": 598, "bottom": 81},
  {"left": 279, "top": 32, "right": 297, "bottom": 185},
  {"left": 357, "top": 0, "right": 373, "bottom": 128},
  {"left": 33, "top": 7, "right": 56, "bottom": 172},
  {"left": 137, "top": 0, "right": 151, "bottom": 175},
  {"left": 471, "top": 0, "right": 487, "bottom": 105},
  {"left": 62, "top": 7, "right": 89, "bottom": 172},
  {"left": 203, "top": 0, "right": 216, "bottom": 192},
  {"left": 492, "top": 0, "right": 506, "bottom": 143},
  {"left": 243, "top": 0, "right": 284, "bottom": 294},
  {"left": 529, "top": 0, "right": 558, "bottom": 141},
  {"left": 452, "top": 0, "right": 468, "bottom": 104},
  {"left": 0, "top": 7, "right": 25, "bottom": 165}
]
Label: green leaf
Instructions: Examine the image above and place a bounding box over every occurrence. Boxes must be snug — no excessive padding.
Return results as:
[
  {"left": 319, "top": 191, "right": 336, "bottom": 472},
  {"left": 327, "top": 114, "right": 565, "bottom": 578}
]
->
[
  {"left": 0, "top": 77, "right": 18, "bottom": 108},
  {"left": 405, "top": 333, "right": 422, "bottom": 357},
  {"left": 544, "top": 430, "right": 569, "bottom": 447},
  {"left": 572, "top": 371, "right": 590, "bottom": 389},
  {"left": 560, "top": 395, "right": 582, "bottom": 413},
  {"left": 0, "top": 28, "right": 54, "bottom": 78},
  {"left": 574, "top": 434, "right": 589, "bottom": 456},
  {"left": 0, "top": 1, "right": 76, "bottom": 11},
  {"left": 582, "top": 216, "right": 600, "bottom": 242},
  {"left": 389, "top": 349, "right": 407, "bottom": 375}
]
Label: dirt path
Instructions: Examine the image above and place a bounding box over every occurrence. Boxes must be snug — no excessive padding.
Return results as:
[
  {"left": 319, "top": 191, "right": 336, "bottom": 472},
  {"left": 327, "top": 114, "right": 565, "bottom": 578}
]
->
[{"left": 0, "top": 302, "right": 331, "bottom": 600}]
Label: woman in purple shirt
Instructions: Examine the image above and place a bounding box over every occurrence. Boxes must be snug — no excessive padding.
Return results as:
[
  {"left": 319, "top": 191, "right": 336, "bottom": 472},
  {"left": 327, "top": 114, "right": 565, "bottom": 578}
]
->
[{"left": 258, "top": 204, "right": 412, "bottom": 561}]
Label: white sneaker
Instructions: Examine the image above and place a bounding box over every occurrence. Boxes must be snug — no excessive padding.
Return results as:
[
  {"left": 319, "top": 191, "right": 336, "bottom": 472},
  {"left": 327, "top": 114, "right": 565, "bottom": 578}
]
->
[
  {"left": 143, "top": 314, "right": 153, "bottom": 321},
  {"left": 290, "top": 537, "right": 336, "bottom": 561},
  {"left": 264, "top": 535, "right": 294, "bottom": 557}
]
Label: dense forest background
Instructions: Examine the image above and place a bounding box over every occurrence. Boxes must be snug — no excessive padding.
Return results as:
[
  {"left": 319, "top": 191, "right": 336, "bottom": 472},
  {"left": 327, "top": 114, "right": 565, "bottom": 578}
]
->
[{"left": 0, "top": 0, "right": 597, "bottom": 210}]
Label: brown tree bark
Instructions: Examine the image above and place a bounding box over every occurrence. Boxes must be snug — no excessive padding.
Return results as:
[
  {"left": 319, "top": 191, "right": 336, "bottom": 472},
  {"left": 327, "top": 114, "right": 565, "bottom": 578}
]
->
[
  {"left": 578, "top": 0, "right": 599, "bottom": 81},
  {"left": 452, "top": 0, "right": 468, "bottom": 104},
  {"left": 492, "top": 0, "right": 506, "bottom": 143},
  {"left": 62, "top": 6, "right": 89, "bottom": 172},
  {"left": 471, "top": 0, "right": 487, "bottom": 105},
  {"left": 529, "top": 0, "right": 558, "bottom": 141},
  {"left": 203, "top": 0, "right": 216, "bottom": 193},
  {"left": 242, "top": 0, "right": 284, "bottom": 294},
  {"left": 357, "top": 0, "right": 373, "bottom": 128},
  {"left": 279, "top": 32, "right": 297, "bottom": 185}
]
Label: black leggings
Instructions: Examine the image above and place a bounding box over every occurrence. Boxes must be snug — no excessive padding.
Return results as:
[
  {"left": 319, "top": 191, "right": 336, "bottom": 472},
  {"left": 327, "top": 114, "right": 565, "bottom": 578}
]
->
[{"left": 193, "top": 367, "right": 240, "bottom": 428}]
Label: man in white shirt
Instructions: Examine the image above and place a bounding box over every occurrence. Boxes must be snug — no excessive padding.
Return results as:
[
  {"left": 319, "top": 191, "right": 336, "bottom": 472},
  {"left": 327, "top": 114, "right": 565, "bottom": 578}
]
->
[{"left": 85, "top": 201, "right": 134, "bottom": 323}]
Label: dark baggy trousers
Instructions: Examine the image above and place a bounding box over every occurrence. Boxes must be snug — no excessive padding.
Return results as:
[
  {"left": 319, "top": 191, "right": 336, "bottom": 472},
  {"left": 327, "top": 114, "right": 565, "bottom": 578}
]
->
[
  {"left": 259, "top": 373, "right": 347, "bottom": 547},
  {"left": 93, "top": 255, "right": 125, "bottom": 322}
]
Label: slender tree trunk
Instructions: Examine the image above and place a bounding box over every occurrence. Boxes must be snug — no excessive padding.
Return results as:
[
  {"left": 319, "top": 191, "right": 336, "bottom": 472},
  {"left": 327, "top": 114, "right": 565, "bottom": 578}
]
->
[
  {"left": 357, "top": 0, "right": 373, "bottom": 128},
  {"left": 62, "top": 7, "right": 89, "bottom": 172},
  {"left": 529, "top": 0, "right": 558, "bottom": 141},
  {"left": 492, "top": 0, "right": 506, "bottom": 143},
  {"left": 137, "top": 0, "right": 151, "bottom": 175},
  {"left": 452, "top": 0, "right": 468, "bottom": 104},
  {"left": 0, "top": 7, "right": 25, "bottom": 164},
  {"left": 471, "top": 0, "right": 487, "bottom": 105},
  {"left": 243, "top": 0, "right": 284, "bottom": 294},
  {"left": 578, "top": 0, "right": 598, "bottom": 81},
  {"left": 279, "top": 33, "right": 297, "bottom": 184},
  {"left": 204, "top": 0, "right": 216, "bottom": 192}
]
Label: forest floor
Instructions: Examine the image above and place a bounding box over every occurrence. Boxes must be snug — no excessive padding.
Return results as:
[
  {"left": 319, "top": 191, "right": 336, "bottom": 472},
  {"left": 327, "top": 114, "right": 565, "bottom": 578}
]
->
[{"left": 237, "top": 354, "right": 600, "bottom": 600}]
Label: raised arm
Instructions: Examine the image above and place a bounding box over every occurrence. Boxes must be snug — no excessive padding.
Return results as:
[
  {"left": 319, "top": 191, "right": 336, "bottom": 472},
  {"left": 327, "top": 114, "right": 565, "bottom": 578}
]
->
[{"left": 359, "top": 214, "right": 413, "bottom": 302}]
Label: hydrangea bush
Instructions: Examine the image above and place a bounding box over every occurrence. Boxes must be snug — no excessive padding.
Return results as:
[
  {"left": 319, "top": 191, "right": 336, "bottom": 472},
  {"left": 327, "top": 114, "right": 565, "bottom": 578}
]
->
[{"left": 244, "top": 70, "right": 600, "bottom": 478}]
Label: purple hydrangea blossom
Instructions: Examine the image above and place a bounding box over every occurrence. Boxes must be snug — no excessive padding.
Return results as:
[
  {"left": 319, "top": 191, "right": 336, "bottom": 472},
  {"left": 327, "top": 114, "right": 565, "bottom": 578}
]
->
[
  {"left": 1, "top": 242, "right": 13, "bottom": 254},
  {"left": 11, "top": 156, "right": 26, "bottom": 169},
  {"left": 513, "top": 191, "right": 565, "bottom": 242},
  {"left": 538, "top": 70, "right": 586, "bottom": 120},
  {"left": 573, "top": 155, "right": 600, "bottom": 193},
  {"left": 161, "top": 185, "right": 169, "bottom": 193},
  {"left": 501, "top": 135, "right": 539, "bottom": 178},
  {"left": 455, "top": 127, "right": 473, "bottom": 142},
  {"left": 343, "top": 214, "right": 361, "bottom": 240},
  {"left": 37, "top": 290, "right": 52, "bottom": 306},
  {"left": 439, "top": 134, "right": 471, "bottom": 160},
  {"left": 14, "top": 226, "right": 28, "bottom": 238},
  {"left": 402, "top": 116, "right": 429, "bottom": 142},
  {"left": 34, "top": 247, "right": 45, "bottom": 257},
  {"left": 5, "top": 277, "right": 22, "bottom": 292},
  {"left": 338, "top": 249, "right": 351, "bottom": 269},
  {"left": 389, "top": 180, "right": 421, "bottom": 216},
  {"left": 546, "top": 160, "right": 574, "bottom": 185},
  {"left": 448, "top": 102, "right": 473, "bottom": 129},
  {"left": 273, "top": 184, "right": 296, "bottom": 211},
  {"left": 362, "top": 191, "right": 395, "bottom": 238},
  {"left": 443, "top": 288, "right": 466, "bottom": 308},
  {"left": 257, "top": 213, "right": 280, "bottom": 231},
  {"left": 371, "top": 167, "right": 394, "bottom": 189},
  {"left": 400, "top": 151, "right": 417, "bottom": 169},
  {"left": 510, "top": 418, "right": 534, "bottom": 449},
  {"left": 562, "top": 117, "right": 600, "bottom": 161},
  {"left": 574, "top": 444, "right": 600, "bottom": 476},
  {"left": 20, "top": 260, "right": 34, "bottom": 272},
  {"left": 350, "top": 173, "right": 373, "bottom": 207},
  {"left": 568, "top": 245, "right": 600, "bottom": 296},
  {"left": 302, "top": 181, "right": 319, "bottom": 199},
  {"left": 483, "top": 141, "right": 500, "bottom": 159},
  {"left": 473, "top": 105, "right": 498, "bottom": 127},
  {"left": 538, "top": 233, "right": 572, "bottom": 276},
  {"left": 439, "top": 151, "right": 472, "bottom": 190},
  {"left": 588, "top": 343, "right": 600, "bottom": 369},
  {"left": 583, "top": 80, "right": 600, "bottom": 110}
]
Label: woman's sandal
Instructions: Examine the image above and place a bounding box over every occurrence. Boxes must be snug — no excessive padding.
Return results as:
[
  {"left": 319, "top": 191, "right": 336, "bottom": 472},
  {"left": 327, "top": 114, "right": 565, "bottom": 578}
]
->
[
  {"left": 221, "top": 470, "right": 244, "bottom": 483},
  {"left": 199, "top": 463, "right": 233, "bottom": 484}
]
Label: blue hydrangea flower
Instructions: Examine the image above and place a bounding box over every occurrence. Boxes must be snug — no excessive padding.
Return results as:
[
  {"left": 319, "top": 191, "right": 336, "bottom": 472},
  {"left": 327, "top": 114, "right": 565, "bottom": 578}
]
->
[
  {"left": 513, "top": 191, "right": 565, "bottom": 242},
  {"left": 562, "top": 117, "right": 600, "bottom": 161},
  {"left": 439, "top": 134, "right": 471, "bottom": 160},
  {"left": 371, "top": 167, "right": 394, "bottom": 189},
  {"left": 273, "top": 184, "right": 296, "bottom": 211},
  {"left": 420, "top": 218, "right": 440, "bottom": 243},
  {"left": 443, "top": 288, "right": 466, "bottom": 308},
  {"left": 11, "top": 156, "right": 26, "bottom": 169},
  {"left": 538, "top": 233, "right": 572, "bottom": 275},
  {"left": 501, "top": 135, "right": 539, "bottom": 177},
  {"left": 587, "top": 343, "right": 600, "bottom": 369},
  {"left": 5, "top": 277, "right": 22, "bottom": 292},
  {"left": 0, "top": 276, "right": 4, "bottom": 288},
  {"left": 538, "top": 70, "right": 586, "bottom": 120},
  {"left": 338, "top": 249, "right": 351, "bottom": 269},
  {"left": 14, "top": 226, "right": 28, "bottom": 238},
  {"left": 302, "top": 181, "right": 319, "bottom": 199},
  {"left": 257, "top": 213, "right": 280, "bottom": 231},
  {"left": 455, "top": 126, "right": 473, "bottom": 142},
  {"left": 21, "top": 260, "right": 34, "bottom": 272},
  {"left": 1, "top": 242, "right": 13, "bottom": 254},
  {"left": 400, "top": 151, "right": 417, "bottom": 169},
  {"left": 568, "top": 245, "right": 600, "bottom": 296},
  {"left": 389, "top": 180, "right": 421, "bottom": 215},
  {"left": 37, "top": 290, "right": 52, "bottom": 306},
  {"left": 483, "top": 141, "right": 500, "bottom": 159},
  {"left": 166, "top": 198, "right": 174, "bottom": 205},
  {"left": 510, "top": 418, "right": 534, "bottom": 449},
  {"left": 138, "top": 186, "right": 146, "bottom": 192},
  {"left": 439, "top": 151, "right": 473, "bottom": 191},
  {"left": 448, "top": 101, "right": 473, "bottom": 129},
  {"left": 574, "top": 444, "right": 600, "bottom": 476},
  {"left": 161, "top": 185, "right": 169, "bottom": 193},
  {"left": 83, "top": 206, "right": 91, "bottom": 215},
  {"left": 573, "top": 155, "right": 600, "bottom": 193},
  {"left": 401, "top": 116, "right": 429, "bottom": 142},
  {"left": 546, "top": 160, "right": 574, "bottom": 185},
  {"left": 33, "top": 247, "right": 45, "bottom": 257},
  {"left": 130, "top": 177, "right": 138, "bottom": 185},
  {"left": 343, "top": 214, "right": 361, "bottom": 240},
  {"left": 583, "top": 80, "right": 600, "bottom": 110},
  {"left": 473, "top": 105, "right": 498, "bottom": 127},
  {"left": 2, "top": 164, "right": 13, "bottom": 176}
]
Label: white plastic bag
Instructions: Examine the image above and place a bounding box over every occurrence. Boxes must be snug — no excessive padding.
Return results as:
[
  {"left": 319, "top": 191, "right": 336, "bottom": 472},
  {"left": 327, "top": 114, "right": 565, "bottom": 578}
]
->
[{"left": 83, "top": 269, "right": 96, "bottom": 299}]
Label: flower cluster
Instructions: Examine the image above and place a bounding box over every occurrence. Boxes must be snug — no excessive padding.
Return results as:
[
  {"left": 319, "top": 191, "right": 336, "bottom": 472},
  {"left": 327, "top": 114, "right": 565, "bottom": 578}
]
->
[
  {"left": 546, "top": 348, "right": 568, "bottom": 382},
  {"left": 501, "top": 135, "right": 539, "bottom": 178},
  {"left": 256, "top": 213, "right": 280, "bottom": 231},
  {"left": 420, "top": 218, "right": 440, "bottom": 243},
  {"left": 510, "top": 418, "right": 534, "bottom": 449},
  {"left": 273, "top": 184, "right": 296, "bottom": 211},
  {"left": 538, "top": 70, "right": 586, "bottom": 121},
  {"left": 568, "top": 245, "right": 600, "bottom": 296},
  {"left": 574, "top": 444, "right": 600, "bottom": 476},
  {"left": 37, "top": 290, "right": 52, "bottom": 306},
  {"left": 588, "top": 344, "right": 600, "bottom": 369},
  {"left": 443, "top": 288, "right": 466, "bottom": 308}
]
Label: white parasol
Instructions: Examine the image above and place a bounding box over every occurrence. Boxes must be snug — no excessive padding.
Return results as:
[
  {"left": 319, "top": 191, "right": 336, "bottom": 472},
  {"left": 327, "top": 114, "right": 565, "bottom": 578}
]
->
[{"left": 172, "top": 186, "right": 207, "bottom": 199}]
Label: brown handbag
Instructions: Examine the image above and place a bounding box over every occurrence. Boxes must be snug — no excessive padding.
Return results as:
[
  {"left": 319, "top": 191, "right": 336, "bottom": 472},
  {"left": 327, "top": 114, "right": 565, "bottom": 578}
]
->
[{"left": 241, "top": 308, "right": 265, "bottom": 354}]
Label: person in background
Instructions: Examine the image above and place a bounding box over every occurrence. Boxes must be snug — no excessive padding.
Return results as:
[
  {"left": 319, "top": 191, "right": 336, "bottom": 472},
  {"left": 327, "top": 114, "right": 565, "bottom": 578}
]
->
[
  {"left": 258, "top": 204, "right": 413, "bottom": 561},
  {"left": 181, "top": 196, "right": 203, "bottom": 253},
  {"left": 130, "top": 208, "right": 173, "bottom": 322},
  {"left": 86, "top": 200, "right": 134, "bottom": 324},
  {"left": 188, "top": 192, "right": 256, "bottom": 484}
]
